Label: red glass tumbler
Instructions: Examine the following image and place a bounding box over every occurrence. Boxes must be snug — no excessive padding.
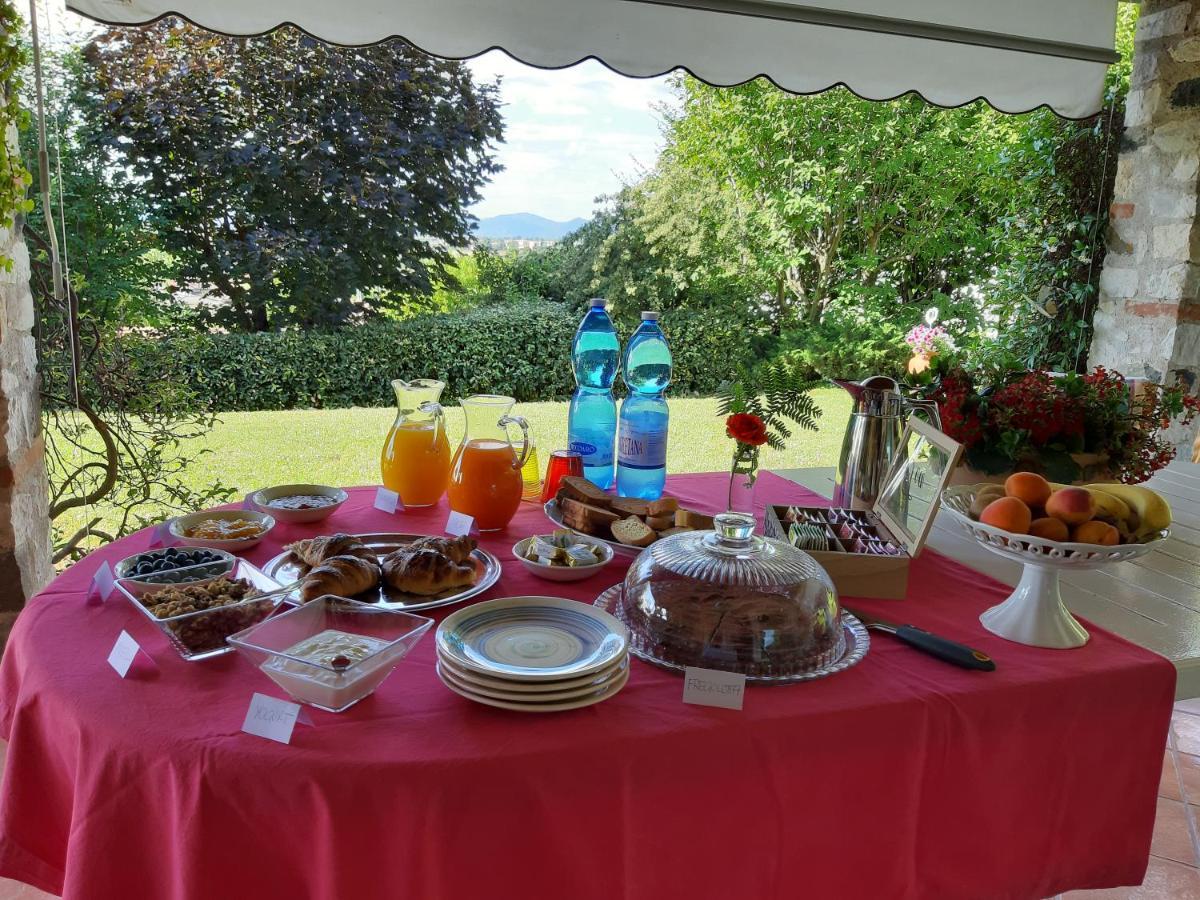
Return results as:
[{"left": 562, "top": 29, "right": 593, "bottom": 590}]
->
[{"left": 541, "top": 450, "right": 584, "bottom": 503}]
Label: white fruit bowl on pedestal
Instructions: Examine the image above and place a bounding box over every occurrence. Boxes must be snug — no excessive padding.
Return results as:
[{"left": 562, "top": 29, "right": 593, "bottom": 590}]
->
[{"left": 941, "top": 485, "right": 1168, "bottom": 649}]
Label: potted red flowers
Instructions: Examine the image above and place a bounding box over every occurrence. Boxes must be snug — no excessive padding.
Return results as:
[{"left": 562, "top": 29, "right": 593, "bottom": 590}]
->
[{"left": 932, "top": 366, "right": 1199, "bottom": 485}]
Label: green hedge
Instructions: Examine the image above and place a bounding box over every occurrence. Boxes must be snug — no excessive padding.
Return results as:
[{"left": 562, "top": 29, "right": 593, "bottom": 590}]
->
[{"left": 115, "top": 301, "right": 776, "bottom": 412}]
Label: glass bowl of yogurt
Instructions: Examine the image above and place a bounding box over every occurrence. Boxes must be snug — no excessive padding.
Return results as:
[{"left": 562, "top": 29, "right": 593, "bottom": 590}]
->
[{"left": 228, "top": 596, "right": 433, "bottom": 712}]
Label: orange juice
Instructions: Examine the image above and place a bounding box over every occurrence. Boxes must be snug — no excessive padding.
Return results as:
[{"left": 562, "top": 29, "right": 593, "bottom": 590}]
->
[
  {"left": 448, "top": 439, "right": 524, "bottom": 530},
  {"left": 381, "top": 421, "right": 451, "bottom": 507}
]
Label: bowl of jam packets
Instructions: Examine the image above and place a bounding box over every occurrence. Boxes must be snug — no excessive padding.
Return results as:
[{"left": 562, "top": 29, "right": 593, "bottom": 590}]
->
[{"left": 513, "top": 531, "right": 615, "bottom": 582}]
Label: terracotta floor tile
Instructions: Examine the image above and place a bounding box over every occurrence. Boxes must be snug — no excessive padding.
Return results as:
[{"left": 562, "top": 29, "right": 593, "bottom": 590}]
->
[
  {"left": 0, "top": 879, "right": 55, "bottom": 899},
  {"left": 1178, "top": 754, "right": 1200, "bottom": 804},
  {"left": 1162, "top": 751, "right": 1183, "bottom": 801},
  {"left": 1062, "top": 856, "right": 1200, "bottom": 899},
  {"left": 1150, "top": 798, "right": 1197, "bottom": 866},
  {"left": 1173, "top": 713, "right": 1200, "bottom": 756}
]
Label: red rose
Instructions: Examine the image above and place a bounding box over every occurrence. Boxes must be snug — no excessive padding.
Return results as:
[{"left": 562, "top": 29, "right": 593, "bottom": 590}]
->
[{"left": 726, "top": 413, "right": 768, "bottom": 446}]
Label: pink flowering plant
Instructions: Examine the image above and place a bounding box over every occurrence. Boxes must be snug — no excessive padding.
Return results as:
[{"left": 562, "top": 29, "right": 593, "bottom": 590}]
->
[{"left": 905, "top": 323, "right": 953, "bottom": 357}]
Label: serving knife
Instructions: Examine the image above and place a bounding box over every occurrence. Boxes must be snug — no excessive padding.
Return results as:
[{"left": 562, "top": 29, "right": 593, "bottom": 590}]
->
[{"left": 846, "top": 607, "right": 996, "bottom": 671}]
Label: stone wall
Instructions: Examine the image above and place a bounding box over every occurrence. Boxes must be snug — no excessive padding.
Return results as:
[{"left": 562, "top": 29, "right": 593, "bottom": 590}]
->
[
  {"left": 1091, "top": 0, "right": 1200, "bottom": 445},
  {"left": 0, "top": 107, "right": 53, "bottom": 634}
]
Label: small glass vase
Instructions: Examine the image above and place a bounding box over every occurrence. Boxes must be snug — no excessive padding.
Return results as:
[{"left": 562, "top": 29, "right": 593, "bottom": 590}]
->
[{"left": 726, "top": 447, "right": 760, "bottom": 518}]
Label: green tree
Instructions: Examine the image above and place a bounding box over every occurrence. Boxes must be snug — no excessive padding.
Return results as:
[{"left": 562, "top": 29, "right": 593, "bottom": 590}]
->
[
  {"left": 20, "top": 44, "right": 233, "bottom": 561},
  {"left": 84, "top": 19, "right": 503, "bottom": 331},
  {"left": 640, "top": 79, "right": 1014, "bottom": 332}
]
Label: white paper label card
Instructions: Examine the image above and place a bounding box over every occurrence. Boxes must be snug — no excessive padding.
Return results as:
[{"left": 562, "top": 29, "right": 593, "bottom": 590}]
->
[
  {"left": 107, "top": 630, "right": 142, "bottom": 677},
  {"left": 682, "top": 667, "right": 747, "bottom": 711},
  {"left": 445, "top": 511, "right": 474, "bottom": 537},
  {"left": 374, "top": 487, "right": 403, "bottom": 514},
  {"left": 88, "top": 562, "right": 116, "bottom": 604},
  {"left": 241, "top": 693, "right": 312, "bottom": 744},
  {"left": 148, "top": 518, "right": 177, "bottom": 549}
]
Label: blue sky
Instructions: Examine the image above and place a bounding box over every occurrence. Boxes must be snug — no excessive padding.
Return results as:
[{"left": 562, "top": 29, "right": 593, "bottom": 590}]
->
[{"left": 466, "top": 51, "right": 675, "bottom": 223}]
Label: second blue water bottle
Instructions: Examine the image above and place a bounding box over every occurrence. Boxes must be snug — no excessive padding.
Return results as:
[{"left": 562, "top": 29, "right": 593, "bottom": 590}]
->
[{"left": 616, "top": 311, "right": 672, "bottom": 500}]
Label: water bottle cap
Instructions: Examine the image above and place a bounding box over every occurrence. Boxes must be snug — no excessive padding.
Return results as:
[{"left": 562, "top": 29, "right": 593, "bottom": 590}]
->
[
  {"left": 589, "top": 298, "right": 607, "bottom": 308},
  {"left": 641, "top": 311, "right": 659, "bottom": 321}
]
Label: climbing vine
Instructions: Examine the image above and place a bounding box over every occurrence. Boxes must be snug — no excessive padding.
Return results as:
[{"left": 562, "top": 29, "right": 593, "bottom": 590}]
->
[{"left": 0, "top": 0, "right": 32, "bottom": 271}]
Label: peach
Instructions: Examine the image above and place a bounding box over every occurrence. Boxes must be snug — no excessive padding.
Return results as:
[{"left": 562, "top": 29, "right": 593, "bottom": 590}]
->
[
  {"left": 1029, "top": 517, "right": 1069, "bottom": 542},
  {"left": 979, "top": 496, "right": 1032, "bottom": 535},
  {"left": 1005, "top": 472, "right": 1052, "bottom": 508},
  {"left": 1045, "top": 487, "right": 1097, "bottom": 525},
  {"left": 1071, "top": 520, "right": 1119, "bottom": 546}
]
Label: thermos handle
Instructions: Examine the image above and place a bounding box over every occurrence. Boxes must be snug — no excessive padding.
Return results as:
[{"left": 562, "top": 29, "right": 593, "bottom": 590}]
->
[
  {"left": 904, "top": 398, "right": 942, "bottom": 431},
  {"left": 499, "top": 415, "right": 533, "bottom": 470}
]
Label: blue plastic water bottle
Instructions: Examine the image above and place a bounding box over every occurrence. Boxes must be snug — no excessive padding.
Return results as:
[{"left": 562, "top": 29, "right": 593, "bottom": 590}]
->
[
  {"left": 616, "top": 311, "right": 672, "bottom": 500},
  {"left": 568, "top": 298, "right": 620, "bottom": 490}
]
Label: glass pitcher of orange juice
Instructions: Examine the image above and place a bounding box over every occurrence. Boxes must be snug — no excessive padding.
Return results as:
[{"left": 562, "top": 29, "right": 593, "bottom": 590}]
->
[
  {"left": 448, "top": 395, "right": 532, "bottom": 531},
  {"left": 380, "top": 379, "right": 451, "bottom": 507}
]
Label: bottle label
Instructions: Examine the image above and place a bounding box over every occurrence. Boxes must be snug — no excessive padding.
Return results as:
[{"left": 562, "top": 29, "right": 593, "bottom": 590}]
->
[
  {"left": 618, "top": 425, "right": 667, "bottom": 469},
  {"left": 569, "top": 439, "right": 613, "bottom": 468}
]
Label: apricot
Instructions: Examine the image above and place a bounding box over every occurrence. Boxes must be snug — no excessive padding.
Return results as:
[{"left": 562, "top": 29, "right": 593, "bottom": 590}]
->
[
  {"left": 1071, "top": 520, "right": 1120, "bottom": 546},
  {"left": 969, "top": 486, "right": 1005, "bottom": 519},
  {"left": 979, "top": 496, "right": 1033, "bottom": 535},
  {"left": 1005, "top": 472, "right": 1052, "bottom": 508},
  {"left": 1045, "top": 487, "right": 1097, "bottom": 525},
  {"left": 1029, "top": 517, "right": 1069, "bottom": 542}
]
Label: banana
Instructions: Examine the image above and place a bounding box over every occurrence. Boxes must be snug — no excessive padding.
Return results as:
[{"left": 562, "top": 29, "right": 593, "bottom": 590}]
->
[
  {"left": 1048, "top": 483, "right": 1133, "bottom": 525},
  {"left": 1089, "top": 483, "right": 1172, "bottom": 538}
]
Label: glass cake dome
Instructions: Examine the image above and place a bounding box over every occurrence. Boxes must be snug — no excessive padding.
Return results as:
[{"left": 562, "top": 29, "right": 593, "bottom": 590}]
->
[{"left": 611, "top": 512, "right": 857, "bottom": 683}]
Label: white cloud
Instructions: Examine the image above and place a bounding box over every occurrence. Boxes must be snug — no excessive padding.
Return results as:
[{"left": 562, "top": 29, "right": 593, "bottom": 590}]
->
[{"left": 468, "top": 51, "right": 676, "bottom": 222}]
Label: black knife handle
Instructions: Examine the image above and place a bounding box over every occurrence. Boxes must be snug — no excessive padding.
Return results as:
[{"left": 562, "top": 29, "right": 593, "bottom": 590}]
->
[{"left": 894, "top": 626, "right": 996, "bottom": 671}]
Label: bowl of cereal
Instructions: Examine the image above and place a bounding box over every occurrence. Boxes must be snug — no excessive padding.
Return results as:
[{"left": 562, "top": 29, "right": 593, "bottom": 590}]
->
[
  {"left": 116, "top": 559, "right": 286, "bottom": 661},
  {"left": 170, "top": 509, "right": 275, "bottom": 551}
]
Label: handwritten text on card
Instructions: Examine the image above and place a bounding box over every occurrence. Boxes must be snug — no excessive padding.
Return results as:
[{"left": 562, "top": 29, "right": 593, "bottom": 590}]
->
[{"left": 682, "top": 667, "right": 746, "bottom": 711}]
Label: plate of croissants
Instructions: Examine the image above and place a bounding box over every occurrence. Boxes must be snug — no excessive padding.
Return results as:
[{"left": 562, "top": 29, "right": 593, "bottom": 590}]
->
[{"left": 263, "top": 532, "right": 501, "bottom": 611}]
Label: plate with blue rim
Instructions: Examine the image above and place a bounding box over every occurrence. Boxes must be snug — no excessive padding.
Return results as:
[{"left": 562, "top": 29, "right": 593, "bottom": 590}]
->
[{"left": 436, "top": 596, "right": 628, "bottom": 682}]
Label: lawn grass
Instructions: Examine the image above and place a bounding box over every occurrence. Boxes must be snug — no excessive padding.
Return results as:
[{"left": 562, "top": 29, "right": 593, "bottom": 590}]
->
[{"left": 53, "top": 388, "right": 851, "bottom": 542}]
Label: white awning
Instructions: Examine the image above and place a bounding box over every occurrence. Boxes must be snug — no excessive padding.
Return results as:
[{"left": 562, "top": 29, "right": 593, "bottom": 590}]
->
[{"left": 65, "top": 0, "right": 1119, "bottom": 118}]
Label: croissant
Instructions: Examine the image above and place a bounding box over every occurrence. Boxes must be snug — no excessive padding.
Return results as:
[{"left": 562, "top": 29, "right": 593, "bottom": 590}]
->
[
  {"left": 382, "top": 548, "right": 477, "bottom": 596},
  {"left": 299, "top": 554, "right": 380, "bottom": 603},
  {"left": 403, "top": 535, "right": 477, "bottom": 565},
  {"left": 288, "top": 533, "right": 378, "bottom": 567}
]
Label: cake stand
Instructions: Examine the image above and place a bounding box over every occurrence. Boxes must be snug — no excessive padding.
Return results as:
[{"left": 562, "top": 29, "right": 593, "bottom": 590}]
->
[{"left": 940, "top": 486, "right": 1168, "bottom": 649}]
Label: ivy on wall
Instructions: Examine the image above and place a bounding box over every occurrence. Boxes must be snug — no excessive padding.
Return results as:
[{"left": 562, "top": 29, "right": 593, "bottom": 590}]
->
[{"left": 0, "top": 0, "right": 31, "bottom": 271}]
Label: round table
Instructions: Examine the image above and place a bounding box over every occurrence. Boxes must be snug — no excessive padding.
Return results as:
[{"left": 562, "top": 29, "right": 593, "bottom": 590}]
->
[{"left": 0, "top": 477, "right": 1175, "bottom": 900}]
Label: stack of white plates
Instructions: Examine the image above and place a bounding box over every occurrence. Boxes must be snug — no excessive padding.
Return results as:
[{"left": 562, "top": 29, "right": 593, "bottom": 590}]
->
[{"left": 435, "top": 596, "right": 630, "bottom": 712}]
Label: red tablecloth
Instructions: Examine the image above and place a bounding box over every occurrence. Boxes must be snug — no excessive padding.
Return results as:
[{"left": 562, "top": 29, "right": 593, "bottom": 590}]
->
[{"left": 0, "top": 473, "right": 1175, "bottom": 900}]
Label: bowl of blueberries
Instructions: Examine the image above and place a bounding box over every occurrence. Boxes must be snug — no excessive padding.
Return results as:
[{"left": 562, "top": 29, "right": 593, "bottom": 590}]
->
[{"left": 114, "top": 546, "right": 237, "bottom": 598}]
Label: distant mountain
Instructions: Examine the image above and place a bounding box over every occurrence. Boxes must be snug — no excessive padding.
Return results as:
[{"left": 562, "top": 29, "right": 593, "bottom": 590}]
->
[{"left": 473, "top": 213, "right": 587, "bottom": 241}]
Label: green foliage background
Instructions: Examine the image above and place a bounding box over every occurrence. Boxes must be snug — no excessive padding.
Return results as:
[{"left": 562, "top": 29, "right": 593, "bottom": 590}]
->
[{"left": 106, "top": 301, "right": 774, "bottom": 411}]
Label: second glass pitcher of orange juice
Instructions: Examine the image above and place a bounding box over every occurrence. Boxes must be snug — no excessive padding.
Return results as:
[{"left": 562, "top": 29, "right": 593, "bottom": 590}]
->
[
  {"left": 448, "top": 395, "right": 532, "bottom": 531},
  {"left": 380, "top": 379, "right": 451, "bottom": 507}
]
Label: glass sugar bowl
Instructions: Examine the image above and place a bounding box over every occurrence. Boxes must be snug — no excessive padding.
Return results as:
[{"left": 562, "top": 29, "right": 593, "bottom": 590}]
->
[{"left": 608, "top": 512, "right": 866, "bottom": 683}]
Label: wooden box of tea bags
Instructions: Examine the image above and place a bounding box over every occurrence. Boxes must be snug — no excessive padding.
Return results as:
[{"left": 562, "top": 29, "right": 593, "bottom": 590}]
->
[{"left": 763, "top": 419, "right": 963, "bottom": 600}]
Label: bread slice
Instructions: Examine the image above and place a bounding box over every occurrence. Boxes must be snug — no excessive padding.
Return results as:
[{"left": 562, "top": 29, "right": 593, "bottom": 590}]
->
[
  {"left": 647, "top": 496, "right": 679, "bottom": 516},
  {"left": 559, "top": 497, "right": 621, "bottom": 537},
  {"left": 611, "top": 516, "right": 657, "bottom": 547},
  {"left": 675, "top": 508, "right": 715, "bottom": 530},
  {"left": 657, "top": 526, "right": 694, "bottom": 538},
  {"left": 610, "top": 497, "right": 650, "bottom": 517},
  {"left": 557, "top": 476, "right": 612, "bottom": 508},
  {"left": 646, "top": 513, "right": 674, "bottom": 531}
]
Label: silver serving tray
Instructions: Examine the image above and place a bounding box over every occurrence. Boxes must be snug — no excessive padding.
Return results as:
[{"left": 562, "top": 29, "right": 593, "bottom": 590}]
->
[
  {"left": 593, "top": 585, "right": 869, "bottom": 684},
  {"left": 543, "top": 499, "right": 644, "bottom": 556},
  {"left": 262, "top": 533, "right": 501, "bottom": 612}
]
